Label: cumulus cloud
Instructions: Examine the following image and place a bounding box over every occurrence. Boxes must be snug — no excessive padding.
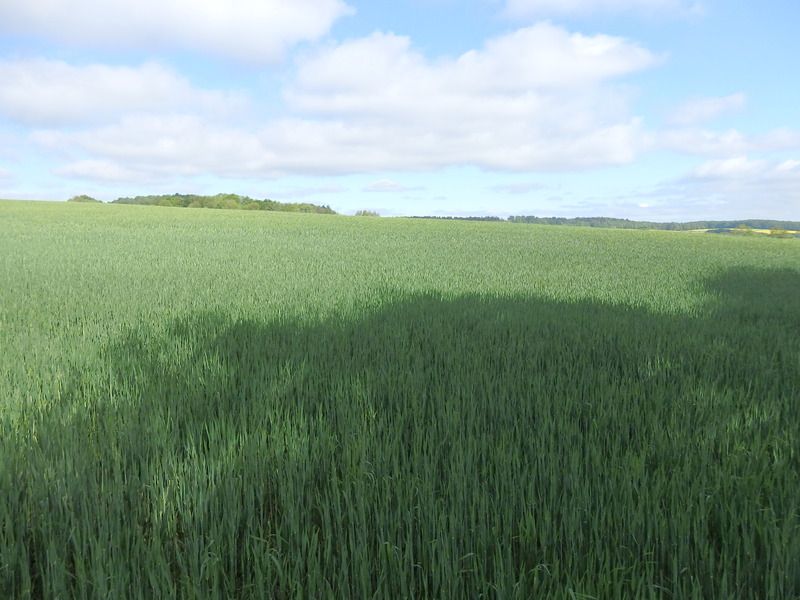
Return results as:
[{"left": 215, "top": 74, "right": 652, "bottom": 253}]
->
[
  {"left": 283, "top": 24, "right": 657, "bottom": 171},
  {"left": 0, "top": 0, "right": 353, "bottom": 62},
  {"left": 35, "top": 115, "right": 271, "bottom": 178},
  {"left": 683, "top": 156, "right": 797, "bottom": 181},
  {"left": 551, "top": 157, "right": 800, "bottom": 221},
  {"left": 660, "top": 157, "right": 800, "bottom": 219},
  {"left": 56, "top": 160, "right": 158, "bottom": 183},
  {"left": 0, "top": 59, "right": 246, "bottom": 127},
  {"left": 31, "top": 23, "right": 659, "bottom": 181},
  {"left": 291, "top": 26, "right": 656, "bottom": 107},
  {"left": 501, "top": 0, "right": 705, "bottom": 18},
  {"left": 667, "top": 93, "right": 747, "bottom": 125},
  {"left": 658, "top": 127, "right": 800, "bottom": 157}
]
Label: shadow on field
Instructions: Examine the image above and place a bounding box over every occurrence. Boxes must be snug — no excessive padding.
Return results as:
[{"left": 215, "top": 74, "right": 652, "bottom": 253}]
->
[
  {"left": 97, "top": 265, "right": 800, "bottom": 452},
  {"left": 13, "top": 266, "right": 800, "bottom": 599}
]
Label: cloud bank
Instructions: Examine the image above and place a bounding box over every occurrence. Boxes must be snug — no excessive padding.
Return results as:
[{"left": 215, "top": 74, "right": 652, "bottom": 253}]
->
[
  {"left": 25, "top": 23, "right": 657, "bottom": 181},
  {"left": 0, "top": 59, "right": 245, "bottom": 126},
  {"left": 0, "top": 0, "right": 353, "bottom": 62}
]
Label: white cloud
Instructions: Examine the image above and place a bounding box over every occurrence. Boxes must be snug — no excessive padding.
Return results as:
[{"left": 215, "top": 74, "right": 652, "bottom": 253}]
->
[
  {"left": 501, "top": 0, "right": 705, "bottom": 18},
  {"left": 544, "top": 156, "right": 800, "bottom": 221},
  {"left": 56, "top": 160, "right": 157, "bottom": 183},
  {"left": 35, "top": 114, "right": 271, "bottom": 178},
  {"left": 0, "top": 0, "right": 353, "bottom": 62},
  {"left": 363, "top": 179, "right": 424, "bottom": 192},
  {"left": 658, "top": 127, "right": 800, "bottom": 157},
  {"left": 682, "top": 156, "right": 800, "bottom": 184},
  {"left": 685, "top": 156, "right": 770, "bottom": 180},
  {"left": 283, "top": 24, "right": 656, "bottom": 171},
  {"left": 668, "top": 93, "right": 747, "bottom": 125},
  {"left": 31, "top": 23, "right": 659, "bottom": 181},
  {"left": 0, "top": 59, "right": 246, "bottom": 126},
  {"left": 0, "top": 167, "right": 12, "bottom": 179},
  {"left": 777, "top": 159, "right": 800, "bottom": 172},
  {"left": 657, "top": 157, "right": 800, "bottom": 219},
  {"left": 291, "top": 26, "right": 656, "bottom": 107}
]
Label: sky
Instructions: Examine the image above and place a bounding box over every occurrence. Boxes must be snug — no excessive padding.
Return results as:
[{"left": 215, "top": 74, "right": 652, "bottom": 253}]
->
[{"left": 1, "top": 0, "right": 799, "bottom": 220}]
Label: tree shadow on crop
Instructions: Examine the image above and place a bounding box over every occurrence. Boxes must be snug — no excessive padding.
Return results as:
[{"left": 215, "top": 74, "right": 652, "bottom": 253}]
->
[
  {"left": 11, "top": 266, "right": 800, "bottom": 599},
  {"left": 90, "top": 266, "right": 800, "bottom": 452}
]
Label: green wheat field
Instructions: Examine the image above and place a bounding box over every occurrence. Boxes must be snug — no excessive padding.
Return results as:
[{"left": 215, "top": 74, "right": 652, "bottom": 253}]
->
[{"left": 1, "top": 199, "right": 799, "bottom": 599}]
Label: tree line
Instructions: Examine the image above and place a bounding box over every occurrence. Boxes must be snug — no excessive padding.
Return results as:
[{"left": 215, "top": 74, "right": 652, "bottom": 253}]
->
[
  {"left": 508, "top": 216, "right": 800, "bottom": 237},
  {"left": 68, "top": 193, "right": 336, "bottom": 214},
  {"left": 507, "top": 215, "right": 800, "bottom": 232},
  {"left": 407, "top": 214, "right": 797, "bottom": 234},
  {"left": 406, "top": 215, "right": 504, "bottom": 222},
  {"left": 110, "top": 193, "right": 337, "bottom": 214}
]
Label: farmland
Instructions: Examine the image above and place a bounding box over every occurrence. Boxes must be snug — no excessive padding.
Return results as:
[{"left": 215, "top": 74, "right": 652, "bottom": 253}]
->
[{"left": 1, "top": 199, "right": 799, "bottom": 599}]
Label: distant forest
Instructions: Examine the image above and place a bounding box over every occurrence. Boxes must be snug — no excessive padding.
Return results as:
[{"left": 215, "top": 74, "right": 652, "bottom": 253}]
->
[
  {"left": 407, "top": 215, "right": 504, "bottom": 222},
  {"left": 410, "top": 214, "right": 799, "bottom": 234},
  {"left": 506, "top": 216, "right": 800, "bottom": 231},
  {"left": 110, "top": 193, "right": 337, "bottom": 214}
]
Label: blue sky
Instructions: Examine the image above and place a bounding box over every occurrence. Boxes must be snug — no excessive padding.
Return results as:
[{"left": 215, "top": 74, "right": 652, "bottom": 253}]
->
[{"left": 1, "top": 0, "right": 799, "bottom": 220}]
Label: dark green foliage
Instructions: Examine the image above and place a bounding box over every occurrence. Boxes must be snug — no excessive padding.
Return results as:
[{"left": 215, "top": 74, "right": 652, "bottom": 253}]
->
[
  {"left": 508, "top": 215, "right": 800, "bottom": 231},
  {"left": 769, "top": 227, "right": 794, "bottom": 238},
  {"left": 408, "top": 215, "right": 503, "bottom": 221},
  {"left": 67, "top": 194, "right": 101, "bottom": 203},
  {"left": 112, "top": 193, "right": 337, "bottom": 214}
]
